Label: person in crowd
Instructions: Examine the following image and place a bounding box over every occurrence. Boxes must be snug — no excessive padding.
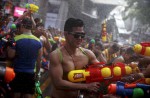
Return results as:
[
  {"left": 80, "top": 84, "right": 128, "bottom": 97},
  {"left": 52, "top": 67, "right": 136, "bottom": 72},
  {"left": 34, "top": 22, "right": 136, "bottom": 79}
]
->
[
  {"left": 102, "top": 43, "right": 120, "bottom": 64},
  {"left": 94, "top": 41, "right": 106, "bottom": 63},
  {"left": 112, "top": 47, "right": 136, "bottom": 64},
  {"left": 120, "top": 52, "right": 150, "bottom": 83},
  {"left": 33, "top": 23, "right": 51, "bottom": 59},
  {"left": 49, "top": 18, "right": 101, "bottom": 98},
  {"left": 7, "top": 18, "right": 42, "bottom": 98}
]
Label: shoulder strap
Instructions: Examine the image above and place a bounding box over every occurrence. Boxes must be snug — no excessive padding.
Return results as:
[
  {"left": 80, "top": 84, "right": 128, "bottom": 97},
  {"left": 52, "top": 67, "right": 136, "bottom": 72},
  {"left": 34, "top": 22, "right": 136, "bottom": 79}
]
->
[
  {"left": 57, "top": 48, "right": 63, "bottom": 63},
  {"left": 79, "top": 47, "right": 89, "bottom": 59}
]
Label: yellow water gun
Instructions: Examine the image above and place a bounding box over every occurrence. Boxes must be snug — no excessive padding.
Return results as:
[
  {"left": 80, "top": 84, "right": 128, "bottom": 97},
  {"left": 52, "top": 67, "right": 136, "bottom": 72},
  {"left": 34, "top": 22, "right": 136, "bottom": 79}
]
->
[
  {"left": 68, "top": 62, "right": 132, "bottom": 83},
  {"left": 133, "top": 42, "right": 150, "bottom": 56},
  {"left": 26, "top": 3, "right": 39, "bottom": 13}
]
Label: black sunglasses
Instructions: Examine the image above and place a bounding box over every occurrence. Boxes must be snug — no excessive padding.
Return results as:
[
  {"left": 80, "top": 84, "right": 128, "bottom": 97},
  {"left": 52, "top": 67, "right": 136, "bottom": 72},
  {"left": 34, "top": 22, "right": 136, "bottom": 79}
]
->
[{"left": 69, "top": 32, "right": 85, "bottom": 39}]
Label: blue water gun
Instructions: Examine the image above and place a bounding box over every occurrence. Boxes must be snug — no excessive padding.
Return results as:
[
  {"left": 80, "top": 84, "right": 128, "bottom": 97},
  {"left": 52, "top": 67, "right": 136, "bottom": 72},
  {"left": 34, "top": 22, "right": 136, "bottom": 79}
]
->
[{"left": 108, "top": 81, "right": 150, "bottom": 98}]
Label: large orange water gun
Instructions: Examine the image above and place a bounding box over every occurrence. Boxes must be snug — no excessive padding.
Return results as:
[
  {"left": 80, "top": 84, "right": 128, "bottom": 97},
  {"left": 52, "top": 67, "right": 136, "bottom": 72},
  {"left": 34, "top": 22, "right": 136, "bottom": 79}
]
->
[
  {"left": 133, "top": 42, "right": 150, "bottom": 56},
  {"left": 0, "top": 65, "right": 15, "bottom": 83},
  {"left": 68, "top": 62, "right": 132, "bottom": 83}
]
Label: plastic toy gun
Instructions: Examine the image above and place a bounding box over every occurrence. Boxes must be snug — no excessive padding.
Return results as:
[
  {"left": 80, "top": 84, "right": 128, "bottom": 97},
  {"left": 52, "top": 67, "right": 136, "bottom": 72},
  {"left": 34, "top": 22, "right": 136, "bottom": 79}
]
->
[
  {"left": 68, "top": 62, "right": 133, "bottom": 83},
  {"left": 108, "top": 81, "right": 150, "bottom": 98},
  {"left": 41, "top": 58, "right": 49, "bottom": 70},
  {"left": 35, "top": 81, "right": 43, "bottom": 98},
  {"left": 0, "top": 65, "right": 15, "bottom": 83},
  {"left": 0, "top": 24, "right": 16, "bottom": 39},
  {"left": 133, "top": 42, "right": 150, "bottom": 56},
  {"left": 25, "top": 3, "right": 39, "bottom": 13}
]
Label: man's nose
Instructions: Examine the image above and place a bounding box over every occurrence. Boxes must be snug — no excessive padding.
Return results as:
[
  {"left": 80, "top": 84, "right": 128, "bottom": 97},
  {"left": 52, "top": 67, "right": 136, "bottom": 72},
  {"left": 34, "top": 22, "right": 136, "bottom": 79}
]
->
[{"left": 78, "top": 36, "right": 82, "bottom": 39}]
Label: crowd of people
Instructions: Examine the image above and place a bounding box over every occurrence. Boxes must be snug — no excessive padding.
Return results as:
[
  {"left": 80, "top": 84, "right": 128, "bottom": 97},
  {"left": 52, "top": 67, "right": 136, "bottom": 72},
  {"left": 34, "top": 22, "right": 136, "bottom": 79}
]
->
[{"left": 0, "top": 4, "right": 150, "bottom": 98}]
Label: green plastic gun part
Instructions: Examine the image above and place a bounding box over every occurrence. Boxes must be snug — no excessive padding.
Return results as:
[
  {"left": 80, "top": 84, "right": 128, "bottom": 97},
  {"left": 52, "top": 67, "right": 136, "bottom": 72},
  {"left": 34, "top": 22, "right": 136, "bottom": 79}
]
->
[
  {"left": 35, "top": 81, "right": 42, "bottom": 95},
  {"left": 37, "top": 96, "right": 41, "bottom": 98},
  {"left": 132, "top": 88, "right": 144, "bottom": 98},
  {"left": 11, "top": 24, "right": 16, "bottom": 29},
  {"left": 25, "top": 3, "right": 30, "bottom": 8}
]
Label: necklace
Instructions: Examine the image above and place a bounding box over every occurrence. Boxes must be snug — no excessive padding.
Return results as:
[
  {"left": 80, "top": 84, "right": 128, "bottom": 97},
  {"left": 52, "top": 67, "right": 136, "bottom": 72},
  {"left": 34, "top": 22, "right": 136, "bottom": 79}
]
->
[{"left": 64, "top": 46, "right": 75, "bottom": 66}]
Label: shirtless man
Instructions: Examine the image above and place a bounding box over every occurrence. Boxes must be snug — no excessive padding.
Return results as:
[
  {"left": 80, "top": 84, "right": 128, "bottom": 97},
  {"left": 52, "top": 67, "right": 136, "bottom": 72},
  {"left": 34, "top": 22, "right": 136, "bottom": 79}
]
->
[{"left": 49, "top": 18, "right": 100, "bottom": 98}]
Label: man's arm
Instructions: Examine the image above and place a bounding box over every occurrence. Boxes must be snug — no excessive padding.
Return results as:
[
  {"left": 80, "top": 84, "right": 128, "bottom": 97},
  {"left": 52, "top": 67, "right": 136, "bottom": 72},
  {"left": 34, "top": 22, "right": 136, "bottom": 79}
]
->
[
  {"left": 42, "top": 30, "right": 52, "bottom": 52},
  {"left": 35, "top": 48, "right": 43, "bottom": 76},
  {"left": 7, "top": 46, "right": 16, "bottom": 59},
  {"left": 49, "top": 50, "right": 100, "bottom": 91}
]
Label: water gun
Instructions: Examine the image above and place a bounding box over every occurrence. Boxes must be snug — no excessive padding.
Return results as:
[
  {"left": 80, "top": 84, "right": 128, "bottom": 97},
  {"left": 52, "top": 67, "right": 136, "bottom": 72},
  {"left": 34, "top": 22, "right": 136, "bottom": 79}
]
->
[
  {"left": 133, "top": 42, "right": 150, "bottom": 56},
  {"left": 0, "top": 24, "right": 16, "bottom": 39},
  {"left": 35, "top": 81, "right": 43, "bottom": 98},
  {"left": 127, "top": 62, "right": 140, "bottom": 73},
  {"left": 0, "top": 65, "right": 15, "bottom": 83},
  {"left": 25, "top": 3, "right": 39, "bottom": 13},
  {"left": 133, "top": 78, "right": 150, "bottom": 85},
  {"left": 108, "top": 81, "right": 150, "bottom": 98},
  {"left": 41, "top": 58, "right": 49, "bottom": 70},
  {"left": 68, "top": 62, "right": 133, "bottom": 83}
]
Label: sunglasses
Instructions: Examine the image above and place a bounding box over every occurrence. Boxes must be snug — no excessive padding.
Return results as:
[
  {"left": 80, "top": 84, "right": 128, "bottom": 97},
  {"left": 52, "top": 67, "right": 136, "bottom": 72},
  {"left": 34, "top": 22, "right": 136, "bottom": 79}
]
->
[{"left": 69, "top": 32, "right": 85, "bottom": 39}]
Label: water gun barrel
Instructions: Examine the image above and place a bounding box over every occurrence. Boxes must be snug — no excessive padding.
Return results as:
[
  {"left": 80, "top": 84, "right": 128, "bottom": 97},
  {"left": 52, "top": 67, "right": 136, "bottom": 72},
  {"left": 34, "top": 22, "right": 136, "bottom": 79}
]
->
[
  {"left": 0, "top": 65, "right": 15, "bottom": 83},
  {"left": 68, "top": 62, "right": 132, "bottom": 83},
  {"left": 133, "top": 42, "right": 150, "bottom": 56}
]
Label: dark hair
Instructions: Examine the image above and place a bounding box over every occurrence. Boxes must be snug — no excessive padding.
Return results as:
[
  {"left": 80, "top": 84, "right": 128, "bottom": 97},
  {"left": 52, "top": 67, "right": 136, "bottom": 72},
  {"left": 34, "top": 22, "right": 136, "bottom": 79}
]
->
[
  {"left": 96, "top": 41, "right": 104, "bottom": 51},
  {"left": 34, "top": 18, "right": 41, "bottom": 24},
  {"left": 111, "top": 43, "right": 120, "bottom": 52},
  {"left": 125, "top": 47, "right": 135, "bottom": 55},
  {"left": 16, "top": 22, "right": 21, "bottom": 29},
  {"left": 64, "top": 18, "right": 84, "bottom": 32},
  {"left": 21, "top": 18, "right": 33, "bottom": 29},
  {"left": 36, "top": 23, "right": 44, "bottom": 28}
]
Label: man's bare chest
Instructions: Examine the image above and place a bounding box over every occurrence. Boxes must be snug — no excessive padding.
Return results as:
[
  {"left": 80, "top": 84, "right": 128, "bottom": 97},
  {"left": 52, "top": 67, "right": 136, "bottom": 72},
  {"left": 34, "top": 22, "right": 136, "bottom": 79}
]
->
[{"left": 62, "top": 54, "right": 89, "bottom": 73}]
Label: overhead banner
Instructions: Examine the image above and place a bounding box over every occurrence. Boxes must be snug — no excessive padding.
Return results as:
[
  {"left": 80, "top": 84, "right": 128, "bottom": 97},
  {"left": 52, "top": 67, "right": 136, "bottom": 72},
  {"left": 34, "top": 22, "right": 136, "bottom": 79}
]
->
[{"left": 14, "top": 7, "right": 26, "bottom": 17}]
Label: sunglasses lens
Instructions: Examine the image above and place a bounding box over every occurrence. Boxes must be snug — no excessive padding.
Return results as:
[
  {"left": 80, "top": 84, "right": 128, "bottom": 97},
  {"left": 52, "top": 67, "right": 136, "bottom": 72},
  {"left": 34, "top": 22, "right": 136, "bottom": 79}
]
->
[
  {"left": 74, "top": 34, "right": 85, "bottom": 39},
  {"left": 74, "top": 34, "right": 80, "bottom": 38},
  {"left": 69, "top": 32, "right": 85, "bottom": 39}
]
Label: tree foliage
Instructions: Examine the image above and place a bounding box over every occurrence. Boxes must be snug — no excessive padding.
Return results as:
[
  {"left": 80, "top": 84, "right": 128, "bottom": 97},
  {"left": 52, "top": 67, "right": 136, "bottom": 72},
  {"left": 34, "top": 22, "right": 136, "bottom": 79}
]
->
[{"left": 125, "top": 0, "right": 150, "bottom": 24}]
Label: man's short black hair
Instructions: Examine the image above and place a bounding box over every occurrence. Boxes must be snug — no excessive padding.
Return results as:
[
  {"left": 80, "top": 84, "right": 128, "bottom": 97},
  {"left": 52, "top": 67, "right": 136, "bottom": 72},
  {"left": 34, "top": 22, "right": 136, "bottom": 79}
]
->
[
  {"left": 125, "top": 47, "right": 135, "bottom": 55},
  {"left": 21, "top": 18, "right": 33, "bottom": 30},
  {"left": 64, "top": 18, "right": 84, "bottom": 32}
]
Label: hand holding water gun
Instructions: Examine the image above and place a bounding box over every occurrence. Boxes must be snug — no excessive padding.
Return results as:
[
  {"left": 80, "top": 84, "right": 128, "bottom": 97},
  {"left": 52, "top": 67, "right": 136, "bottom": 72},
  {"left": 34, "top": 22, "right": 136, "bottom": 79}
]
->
[
  {"left": 25, "top": 3, "right": 39, "bottom": 13},
  {"left": 108, "top": 81, "right": 150, "bottom": 98}
]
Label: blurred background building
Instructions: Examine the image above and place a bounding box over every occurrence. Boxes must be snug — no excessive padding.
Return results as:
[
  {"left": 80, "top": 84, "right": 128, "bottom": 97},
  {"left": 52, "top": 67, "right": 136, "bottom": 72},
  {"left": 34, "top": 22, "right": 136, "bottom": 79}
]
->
[{"left": 0, "top": 0, "right": 149, "bottom": 44}]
